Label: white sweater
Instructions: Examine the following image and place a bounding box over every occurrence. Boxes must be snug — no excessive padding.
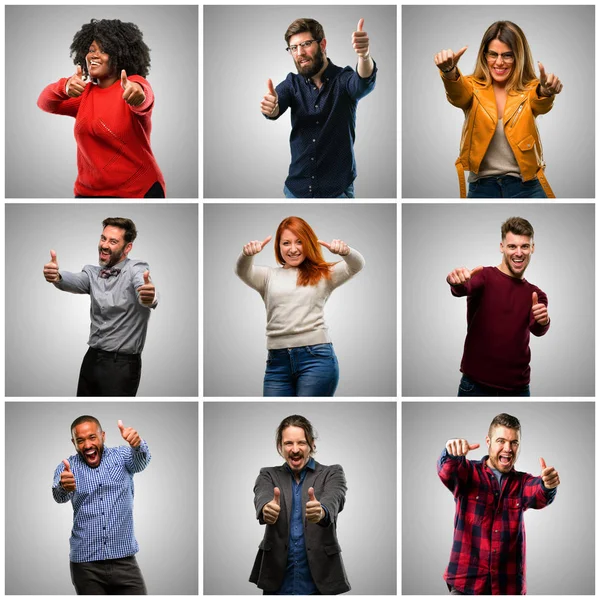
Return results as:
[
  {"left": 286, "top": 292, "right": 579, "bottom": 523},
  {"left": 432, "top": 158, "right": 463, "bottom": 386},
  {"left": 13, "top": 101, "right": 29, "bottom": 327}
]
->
[{"left": 235, "top": 249, "right": 365, "bottom": 349}]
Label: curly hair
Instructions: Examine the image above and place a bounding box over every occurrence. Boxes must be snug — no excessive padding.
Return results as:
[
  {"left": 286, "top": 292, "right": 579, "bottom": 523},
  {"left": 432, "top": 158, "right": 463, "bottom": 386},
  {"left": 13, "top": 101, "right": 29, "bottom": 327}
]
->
[{"left": 70, "top": 19, "right": 151, "bottom": 79}]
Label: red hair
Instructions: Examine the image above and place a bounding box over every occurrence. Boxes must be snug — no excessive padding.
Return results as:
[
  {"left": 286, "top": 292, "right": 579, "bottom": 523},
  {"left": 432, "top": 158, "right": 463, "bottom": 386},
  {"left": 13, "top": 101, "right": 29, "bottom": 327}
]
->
[{"left": 275, "top": 216, "right": 336, "bottom": 286}]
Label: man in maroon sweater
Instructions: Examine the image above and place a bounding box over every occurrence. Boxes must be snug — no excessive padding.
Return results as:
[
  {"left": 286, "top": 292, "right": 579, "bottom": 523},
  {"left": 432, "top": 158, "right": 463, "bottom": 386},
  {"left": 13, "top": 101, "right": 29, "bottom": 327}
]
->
[{"left": 447, "top": 217, "right": 550, "bottom": 396}]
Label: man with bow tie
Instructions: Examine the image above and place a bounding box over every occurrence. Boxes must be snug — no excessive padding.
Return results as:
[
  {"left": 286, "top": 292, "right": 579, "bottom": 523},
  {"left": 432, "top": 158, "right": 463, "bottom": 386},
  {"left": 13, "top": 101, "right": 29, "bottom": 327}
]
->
[{"left": 43, "top": 217, "right": 157, "bottom": 396}]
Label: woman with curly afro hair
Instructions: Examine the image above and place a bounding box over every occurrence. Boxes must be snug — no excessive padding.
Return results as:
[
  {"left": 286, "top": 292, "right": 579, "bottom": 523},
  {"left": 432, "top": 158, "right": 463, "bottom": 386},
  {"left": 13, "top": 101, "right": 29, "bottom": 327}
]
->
[{"left": 38, "top": 19, "right": 165, "bottom": 198}]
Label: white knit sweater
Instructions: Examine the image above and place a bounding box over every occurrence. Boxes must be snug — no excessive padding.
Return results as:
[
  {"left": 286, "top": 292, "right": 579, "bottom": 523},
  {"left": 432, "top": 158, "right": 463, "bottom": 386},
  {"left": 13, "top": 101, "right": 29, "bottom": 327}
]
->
[{"left": 235, "top": 249, "right": 365, "bottom": 349}]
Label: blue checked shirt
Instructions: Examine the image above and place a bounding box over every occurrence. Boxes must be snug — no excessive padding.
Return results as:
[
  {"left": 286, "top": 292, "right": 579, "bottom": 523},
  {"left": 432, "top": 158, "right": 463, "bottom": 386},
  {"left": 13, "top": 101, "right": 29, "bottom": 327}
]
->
[
  {"left": 52, "top": 442, "right": 151, "bottom": 563},
  {"left": 268, "top": 59, "right": 377, "bottom": 198}
]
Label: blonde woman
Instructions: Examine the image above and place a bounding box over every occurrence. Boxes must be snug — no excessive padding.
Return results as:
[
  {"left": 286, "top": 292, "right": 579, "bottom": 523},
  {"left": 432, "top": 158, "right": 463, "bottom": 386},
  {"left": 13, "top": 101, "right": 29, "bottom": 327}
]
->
[{"left": 435, "top": 21, "right": 562, "bottom": 198}]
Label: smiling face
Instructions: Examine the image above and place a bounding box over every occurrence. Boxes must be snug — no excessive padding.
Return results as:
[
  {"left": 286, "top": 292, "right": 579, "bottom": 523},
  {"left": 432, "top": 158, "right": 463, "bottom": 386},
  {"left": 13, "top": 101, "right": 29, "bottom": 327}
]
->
[
  {"left": 486, "top": 425, "right": 520, "bottom": 473},
  {"left": 289, "top": 32, "right": 326, "bottom": 78},
  {"left": 486, "top": 38, "right": 514, "bottom": 85},
  {"left": 279, "top": 425, "right": 313, "bottom": 475},
  {"left": 86, "top": 40, "right": 115, "bottom": 81},
  {"left": 499, "top": 232, "right": 534, "bottom": 279},
  {"left": 72, "top": 421, "right": 106, "bottom": 469},
  {"left": 98, "top": 225, "right": 132, "bottom": 268},
  {"left": 279, "top": 228, "right": 306, "bottom": 268}
]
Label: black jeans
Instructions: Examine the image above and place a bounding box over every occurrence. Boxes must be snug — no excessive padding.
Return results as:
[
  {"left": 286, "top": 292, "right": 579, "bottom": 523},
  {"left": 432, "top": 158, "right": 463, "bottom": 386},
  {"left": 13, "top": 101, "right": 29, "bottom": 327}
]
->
[
  {"left": 70, "top": 556, "right": 147, "bottom": 595},
  {"left": 77, "top": 347, "right": 142, "bottom": 397},
  {"left": 75, "top": 181, "right": 165, "bottom": 198}
]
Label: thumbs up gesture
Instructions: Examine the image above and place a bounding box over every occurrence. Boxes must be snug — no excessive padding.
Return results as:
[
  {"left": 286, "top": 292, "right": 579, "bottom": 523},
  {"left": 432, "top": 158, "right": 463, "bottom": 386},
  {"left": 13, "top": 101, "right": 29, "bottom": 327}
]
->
[
  {"left": 60, "top": 459, "right": 76, "bottom": 491},
  {"left": 446, "top": 265, "right": 483, "bottom": 286},
  {"left": 262, "top": 487, "right": 281, "bottom": 524},
  {"left": 434, "top": 46, "right": 468, "bottom": 74},
  {"left": 260, "top": 79, "right": 279, "bottom": 117},
  {"left": 117, "top": 420, "right": 141, "bottom": 447},
  {"left": 136, "top": 270, "right": 156, "bottom": 306},
  {"left": 243, "top": 235, "right": 272, "bottom": 257},
  {"left": 121, "top": 70, "right": 146, "bottom": 107},
  {"left": 352, "top": 18, "right": 370, "bottom": 58},
  {"left": 539, "top": 457, "right": 560, "bottom": 489},
  {"left": 531, "top": 291, "right": 549, "bottom": 325},
  {"left": 66, "top": 64, "right": 88, "bottom": 98},
  {"left": 306, "top": 487, "right": 324, "bottom": 523},
  {"left": 44, "top": 250, "right": 61, "bottom": 282},
  {"left": 537, "top": 62, "right": 563, "bottom": 97},
  {"left": 446, "top": 439, "right": 480, "bottom": 457},
  {"left": 318, "top": 239, "right": 350, "bottom": 256}
]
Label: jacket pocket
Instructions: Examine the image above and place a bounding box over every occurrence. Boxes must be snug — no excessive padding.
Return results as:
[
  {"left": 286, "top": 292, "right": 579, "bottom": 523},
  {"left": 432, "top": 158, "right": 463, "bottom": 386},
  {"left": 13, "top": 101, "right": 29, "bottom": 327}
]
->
[
  {"left": 324, "top": 543, "right": 342, "bottom": 556},
  {"left": 517, "top": 134, "right": 535, "bottom": 153}
]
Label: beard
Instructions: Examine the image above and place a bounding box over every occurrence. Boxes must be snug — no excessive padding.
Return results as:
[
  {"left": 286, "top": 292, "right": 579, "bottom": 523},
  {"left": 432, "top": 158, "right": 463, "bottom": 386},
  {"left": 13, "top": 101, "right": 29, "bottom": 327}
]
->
[
  {"left": 295, "top": 45, "right": 326, "bottom": 79},
  {"left": 78, "top": 443, "right": 104, "bottom": 468},
  {"left": 503, "top": 254, "right": 529, "bottom": 278},
  {"left": 98, "top": 245, "right": 125, "bottom": 267}
]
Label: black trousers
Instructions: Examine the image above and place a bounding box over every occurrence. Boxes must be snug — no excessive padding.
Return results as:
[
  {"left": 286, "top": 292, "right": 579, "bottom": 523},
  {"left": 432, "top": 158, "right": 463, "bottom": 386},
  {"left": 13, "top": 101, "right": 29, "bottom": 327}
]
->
[
  {"left": 70, "top": 556, "right": 147, "bottom": 595},
  {"left": 77, "top": 347, "right": 142, "bottom": 397},
  {"left": 75, "top": 181, "right": 165, "bottom": 198}
]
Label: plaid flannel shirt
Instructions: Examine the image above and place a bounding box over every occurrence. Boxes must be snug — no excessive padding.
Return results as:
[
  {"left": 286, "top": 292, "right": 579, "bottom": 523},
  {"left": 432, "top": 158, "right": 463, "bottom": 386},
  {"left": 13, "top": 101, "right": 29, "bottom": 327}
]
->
[{"left": 437, "top": 449, "right": 556, "bottom": 595}]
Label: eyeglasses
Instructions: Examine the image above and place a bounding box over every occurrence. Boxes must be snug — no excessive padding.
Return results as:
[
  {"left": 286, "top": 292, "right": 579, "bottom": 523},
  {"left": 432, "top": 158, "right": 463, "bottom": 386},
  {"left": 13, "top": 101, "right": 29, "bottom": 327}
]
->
[
  {"left": 485, "top": 51, "right": 515, "bottom": 64},
  {"left": 286, "top": 39, "right": 320, "bottom": 54}
]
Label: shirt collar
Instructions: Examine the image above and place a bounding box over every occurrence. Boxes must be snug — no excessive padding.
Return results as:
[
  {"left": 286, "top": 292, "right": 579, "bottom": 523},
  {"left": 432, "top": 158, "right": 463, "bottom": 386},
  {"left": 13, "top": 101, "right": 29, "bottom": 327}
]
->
[
  {"left": 481, "top": 454, "right": 515, "bottom": 475},
  {"left": 304, "top": 58, "right": 337, "bottom": 85}
]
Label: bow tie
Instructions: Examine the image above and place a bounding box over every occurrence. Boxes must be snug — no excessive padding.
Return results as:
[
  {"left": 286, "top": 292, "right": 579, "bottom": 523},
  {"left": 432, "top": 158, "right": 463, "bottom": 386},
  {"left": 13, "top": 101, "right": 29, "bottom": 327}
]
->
[{"left": 99, "top": 267, "right": 121, "bottom": 279}]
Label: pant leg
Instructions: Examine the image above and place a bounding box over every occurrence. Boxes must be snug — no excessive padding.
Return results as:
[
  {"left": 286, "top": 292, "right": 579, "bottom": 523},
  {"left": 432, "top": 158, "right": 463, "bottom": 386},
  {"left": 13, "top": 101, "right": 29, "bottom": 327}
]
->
[
  {"left": 511, "top": 177, "right": 548, "bottom": 198},
  {"left": 295, "top": 344, "right": 339, "bottom": 397},
  {"left": 77, "top": 350, "right": 141, "bottom": 397},
  {"left": 457, "top": 375, "right": 494, "bottom": 397},
  {"left": 76, "top": 348, "right": 100, "bottom": 396},
  {"left": 70, "top": 560, "right": 110, "bottom": 595},
  {"left": 107, "top": 556, "right": 147, "bottom": 595},
  {"left": 499, "top": 384, "right": 531, "bottom": 397},
  {"left": 263, "top": 350, "right": 296, "bottom": 396}
]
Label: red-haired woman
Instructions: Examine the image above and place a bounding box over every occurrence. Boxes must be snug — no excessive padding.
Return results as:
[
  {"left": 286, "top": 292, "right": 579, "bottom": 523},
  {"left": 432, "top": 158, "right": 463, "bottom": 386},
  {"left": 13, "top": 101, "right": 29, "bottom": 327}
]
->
[{"left": 236, "top": 216, "right": 365, "bottom": 396}]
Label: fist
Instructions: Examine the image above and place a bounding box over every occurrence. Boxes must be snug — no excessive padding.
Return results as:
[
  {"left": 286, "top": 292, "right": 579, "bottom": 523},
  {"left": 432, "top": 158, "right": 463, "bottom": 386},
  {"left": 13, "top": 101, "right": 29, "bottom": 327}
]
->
[
  {"left": 434, "top": 46, "right": 468, "bottom": 73},
  {"left": 447, "top": 265, "right": 483, "bottom": 286},
  {"left": 136, "top": 270, "right": 156, "bottom": 306},
  {"left": 263, "top": 487, "right": 281, "bottom": 525},
  {"left": 260, "top": 79, "right": 279, "bottom": 117},
  {"left": 538, "top": 62, "right": 563, "bottom": 96},
  {"left": 306, "top": 487, "right": 324, "bottom": 523},
  {"left": 446, "top": 439, "right": 480, "bottom": 457},
  {"left": 117, "top": 420, "right": 141, "bottom": 447},
  {"left": 243, "top": 236, "right": 272, "bottom": 257},
  {"left": 66, "top": 65, "right": 87, "bottom": 98},
  {"left": 60, "top": 459, "right": 76, "bottom": 492},
  {"left": 44, "top": 250, "right": 60, "bottom": 282},
  {"left": 531, "top": 292, "right": 549, "bottom": 326},
  {"left": 121, "top": 70, "right": 146, "bottom": 107},
  {"left": 539, "top": 457, "right": 560, "bottom": 489},
  {"left": 352, "top": 18, "right": 370, "bottom": 58},
  {"left": 318, "top": 239, "right": 350, "bottom": 256}
]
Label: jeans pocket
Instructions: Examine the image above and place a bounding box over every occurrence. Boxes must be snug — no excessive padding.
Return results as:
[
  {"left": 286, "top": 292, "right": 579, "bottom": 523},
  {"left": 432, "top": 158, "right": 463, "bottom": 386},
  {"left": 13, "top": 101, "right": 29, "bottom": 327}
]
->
[
  {"left": 305, "top": 344, "right": 334, "bottom": 358},
  {"left": 458, "top": 376, "right": 475, "bottom": 393}
]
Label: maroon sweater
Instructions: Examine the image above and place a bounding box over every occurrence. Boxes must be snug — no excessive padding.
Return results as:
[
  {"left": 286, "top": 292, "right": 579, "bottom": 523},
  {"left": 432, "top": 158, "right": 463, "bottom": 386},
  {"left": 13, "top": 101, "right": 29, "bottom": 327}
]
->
[{"left": 450, "top": 266, "right": 550, "bottom": 389}]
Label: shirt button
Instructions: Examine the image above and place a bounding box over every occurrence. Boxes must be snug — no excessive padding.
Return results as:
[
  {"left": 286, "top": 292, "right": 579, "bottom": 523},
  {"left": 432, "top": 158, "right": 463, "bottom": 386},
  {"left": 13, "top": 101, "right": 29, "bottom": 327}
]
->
[
  {"left": 314, "top": 105, "right": 318, "bottom": 108},
  {"left": 494, "top": 529, "right": 499, "bottom": 533},
  {"left": 476, "top": 496, "right": 479, "bottom": 500},
  {"left": 316, "top": 121, "right": 319, "bottom": 124},
  {"left": 312, "top": 176, "right": 315, "bottom": 179},
  {"left": 311, "top": 158, "right": 314, "bottom": 161},
  {"left": 312, "top": 139, "right": 316, "bottom": 142},
  {"left": 103, "top": 527, "right": 106, "bottom": 530}
]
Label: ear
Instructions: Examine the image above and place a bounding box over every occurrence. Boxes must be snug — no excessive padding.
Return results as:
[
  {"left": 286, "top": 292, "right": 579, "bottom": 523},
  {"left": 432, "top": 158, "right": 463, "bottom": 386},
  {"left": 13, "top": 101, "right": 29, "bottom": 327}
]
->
[
  {"left": 102, "top": 431, "right": 106, "bottom": 443},
  {"left": 531, "top": 242, "right": 535, "bottom": 254},
  {"left": 124, "top": 242, "right": 133, "bottom": 257},
  {"left": 485, "top": 435, "right": 491, "bottom": 447},
  {"left": 499, "top": 241, "right": 504, "bottom": 253},
  {"left": 320, "top": 38, "right": 327, "bottom": 53}
]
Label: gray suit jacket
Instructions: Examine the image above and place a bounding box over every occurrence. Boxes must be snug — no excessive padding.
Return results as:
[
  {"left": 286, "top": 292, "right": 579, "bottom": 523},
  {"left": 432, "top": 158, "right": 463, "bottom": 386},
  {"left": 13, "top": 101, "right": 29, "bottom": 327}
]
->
[{"left": 249, "top": 461, "right": 350, "bottom": 594}]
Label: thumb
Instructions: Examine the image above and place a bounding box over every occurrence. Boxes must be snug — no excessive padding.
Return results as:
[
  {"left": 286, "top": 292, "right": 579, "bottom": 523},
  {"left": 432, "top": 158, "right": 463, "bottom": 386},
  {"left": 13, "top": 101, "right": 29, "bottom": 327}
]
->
[
  {"left": 62, "top": 459, "right": 71, "bottom": 472},
  {"left": 470, "top": 265, "right": 483, "bottom": 277},
  {"left": 121, "top": 69, "right": 128, "bottom": 87},
  {"left": 539, "top": 457, "right": 547, "bottom": 471},
  {"left": 454, "top": 46, "right": 468, "bottom": 63},
  {"left": 468, "top": 443, "right": 480, "bottom": 450},
  {"left": 76, "top": 64, "right": 82, "bottom": 77},
  {"left": 50, "top": 249, "right": 57, "bottom": 263},
  {"left": 143, "top": 270, "right": 150, "bottom": 285},
  {"left": 357, "top": 18, "right": 364, "bottom": 32},
  {"left": 118, "top": 419, "right": 125, "bottom": 432},
  {"left": 532, "top": 291, "right": 538, "bottom": 306},
  {"left": 308, "top": 486, "right": 316, "bottom": 501},
  {"left": 273, "top": 487, "right": 280, "bottom": 505},
  {"left": 261, "top": 235, "right": 272, "bottom": 249},
  {"left": 267, "top": 78, "right": 276, "bottom": 96}
]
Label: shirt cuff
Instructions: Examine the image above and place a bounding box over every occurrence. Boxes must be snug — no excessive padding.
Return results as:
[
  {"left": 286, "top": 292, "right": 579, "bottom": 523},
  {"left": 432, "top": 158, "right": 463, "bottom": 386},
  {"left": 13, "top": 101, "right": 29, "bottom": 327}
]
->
[{"left": 318, "top": 504, "right": 331, "bottom": 527}]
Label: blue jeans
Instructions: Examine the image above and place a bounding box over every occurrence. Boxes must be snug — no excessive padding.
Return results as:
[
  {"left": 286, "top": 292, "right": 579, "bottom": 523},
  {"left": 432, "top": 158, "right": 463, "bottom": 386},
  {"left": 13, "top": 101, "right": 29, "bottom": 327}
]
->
[
  {"left": 283, "top": 183, "right": 355, "bottom": 198},
  {"left": 263, "top": 343, "right": 339, "bottom": 397},
  {"left": 467, "top": 176, "right": 547, "bottom": 198},
  {"left": 457, "top": 375, "right": 530, "bottom": 397}
]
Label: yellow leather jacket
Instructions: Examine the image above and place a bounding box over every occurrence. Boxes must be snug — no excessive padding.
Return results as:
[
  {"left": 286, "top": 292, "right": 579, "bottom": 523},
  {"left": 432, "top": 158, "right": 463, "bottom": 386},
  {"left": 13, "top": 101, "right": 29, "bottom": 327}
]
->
[{"left": 441, "top": 69, "right": 555, "bottom": 197}]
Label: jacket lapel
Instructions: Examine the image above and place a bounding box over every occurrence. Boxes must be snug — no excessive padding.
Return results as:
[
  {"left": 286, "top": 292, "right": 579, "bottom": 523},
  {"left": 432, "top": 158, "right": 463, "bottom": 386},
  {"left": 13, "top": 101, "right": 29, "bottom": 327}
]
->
[
  {"left": 277, "top": 464, "right": 293, "bottom": 525},
  {"left": 474, "top": 83, "right": 497, "bottom": 124}
]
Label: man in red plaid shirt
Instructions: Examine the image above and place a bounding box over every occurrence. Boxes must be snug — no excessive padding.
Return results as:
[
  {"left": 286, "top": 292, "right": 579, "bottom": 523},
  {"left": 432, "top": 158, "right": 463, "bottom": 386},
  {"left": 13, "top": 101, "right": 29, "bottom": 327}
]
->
[{"left": 437, "top": 413, "right": 560, "bottom": 594}]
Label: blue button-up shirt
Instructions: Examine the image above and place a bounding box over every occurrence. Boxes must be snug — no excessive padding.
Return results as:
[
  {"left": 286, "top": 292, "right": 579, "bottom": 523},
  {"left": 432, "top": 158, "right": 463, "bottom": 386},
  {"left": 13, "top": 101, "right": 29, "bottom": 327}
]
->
[
  {"left": 269, "top": 59, "right": 377, "bottom": 198},
  {"left": 52, "top": 442, "right": 151, "bottom": 563}
]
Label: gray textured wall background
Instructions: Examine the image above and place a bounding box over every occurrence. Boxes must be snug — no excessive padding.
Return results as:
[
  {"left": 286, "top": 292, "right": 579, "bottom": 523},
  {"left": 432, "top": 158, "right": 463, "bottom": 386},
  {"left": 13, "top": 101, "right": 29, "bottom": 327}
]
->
[
  {"left": 204, "top": 203, "right": 397, "bottom": 397},
  {"left": 6, "top": 204, "right": 198, "bottom": 397},
  {"left": 402, "top": 5, "right": 594, "bottom": 198},
  {"left": 402, "top": 402, "right": 595, "bottom": 595},
  {"left": 204, "top": 401, "right": 397, "bottom": 595},
  {"left": 402, "top": 204, "right": 595, "bottom": 396},
  {"left": 6, "top": 5, "right": 198, "bottom": 198},
  {"left": 204, "top": 5, "right": 396, "bottom": 198},
  {"left": 5, "top": 401, "right": 198, "bottom": 594}
]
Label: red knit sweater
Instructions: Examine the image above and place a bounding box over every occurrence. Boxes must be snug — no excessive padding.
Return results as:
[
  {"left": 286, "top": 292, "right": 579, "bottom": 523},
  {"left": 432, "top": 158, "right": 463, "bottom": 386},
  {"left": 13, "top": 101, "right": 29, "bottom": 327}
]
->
[
  {"left": 450, "top": 266, "right": 550, "bottom": 389},
  {"left": 37, "top": 76, "right": 165, "bottom": 198}
]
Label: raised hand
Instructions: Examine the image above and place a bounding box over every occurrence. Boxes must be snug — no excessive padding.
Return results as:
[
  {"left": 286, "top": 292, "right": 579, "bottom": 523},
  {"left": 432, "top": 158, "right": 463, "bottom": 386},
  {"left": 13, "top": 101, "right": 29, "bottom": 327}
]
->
[
  {"left": 121, "top": 70, "right": 146, "bottom": 107},
  {"left": 60, "top": 459, "right": 76, "bottom": 491},
  {"left": 434, "top": 46, "right": 468, "bottom": 73},
  {"left": 117, "top": 420, "right": 141, "bottom": 448},
  {"left": 136, "top": 270, "right": 156, "bottom": 306},
  {"left": 446, "top": 439, "right": 480, "bottom": 457},
  {"left": 531, "top": 291, "right": 549, "bottom": 325},
  {"left": 306, "top": 487, "right": 324, "bottom": 523},
  {"left": 66, "top": 65, "right": 88, "bottom": 98},
  {"left": 44, "top": 250, "right": 60, "bottom": 282},
  {"left": 262, "top": 487, "right": 281, "bottom": 525},
  {"left": 538, "top": 62, "right": 563, "bottom": 96},
  {"left": 352, "top": 18, "right": 370, "bottom": 58},
  {"left": 243, "top": 235, "right": 272, "bottom": 257},
  {"left": 260, "top": 79, "right": 279, "bottom": 117},
  {"left": 446, "top": 265, "right": 483, "bottom": 286},
  {"left": 318, "top": 239, "right": 350, "bottom": 256},
  {"left": 539, "top": 457, "right": 560, "bottom": 489}
]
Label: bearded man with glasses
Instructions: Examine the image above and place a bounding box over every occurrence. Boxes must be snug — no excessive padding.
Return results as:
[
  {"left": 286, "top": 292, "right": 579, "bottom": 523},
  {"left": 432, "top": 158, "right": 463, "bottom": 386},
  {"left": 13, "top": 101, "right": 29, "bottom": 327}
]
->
[{"left": 260, "top": 18, "right": 377, "bottom": 198}]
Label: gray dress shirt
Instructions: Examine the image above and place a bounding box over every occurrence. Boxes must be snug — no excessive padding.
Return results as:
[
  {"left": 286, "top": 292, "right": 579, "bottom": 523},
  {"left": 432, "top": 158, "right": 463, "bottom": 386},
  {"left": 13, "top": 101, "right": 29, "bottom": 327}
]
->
[{"left": 54, "top": 257, "right": 157, "bottom": 354}]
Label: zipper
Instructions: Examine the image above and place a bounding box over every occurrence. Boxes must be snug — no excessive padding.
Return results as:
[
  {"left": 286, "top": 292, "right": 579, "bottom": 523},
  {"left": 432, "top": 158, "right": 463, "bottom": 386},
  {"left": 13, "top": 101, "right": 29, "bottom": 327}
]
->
[{"left": 508, "top": 101, "right": 526, "bottom": 128}]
